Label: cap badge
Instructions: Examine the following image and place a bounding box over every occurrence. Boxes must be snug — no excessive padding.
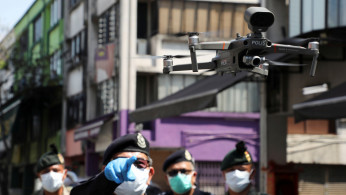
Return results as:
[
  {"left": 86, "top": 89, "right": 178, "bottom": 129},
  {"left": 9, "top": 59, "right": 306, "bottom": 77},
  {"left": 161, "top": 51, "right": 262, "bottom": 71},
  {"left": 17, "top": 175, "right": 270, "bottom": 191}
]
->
[
  {"left": 185, "top": 150, "right": 192, "bottom": 160},
  {"left": 58, "top": 153, "right": 65, "bottom": 164},
  {"left": 137, "top": 133, "right": 146, "bottom": 148},
  {"left": 244, "top": 151, "right": 251, "bottom": 162}
]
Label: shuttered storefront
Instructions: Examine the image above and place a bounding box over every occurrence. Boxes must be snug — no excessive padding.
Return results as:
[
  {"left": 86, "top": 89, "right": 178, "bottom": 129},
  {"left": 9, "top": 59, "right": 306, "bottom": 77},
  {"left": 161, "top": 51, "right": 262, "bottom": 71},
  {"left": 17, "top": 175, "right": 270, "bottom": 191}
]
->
[{"left": 298, "top": 164, "right": 346, "bottom": 195}]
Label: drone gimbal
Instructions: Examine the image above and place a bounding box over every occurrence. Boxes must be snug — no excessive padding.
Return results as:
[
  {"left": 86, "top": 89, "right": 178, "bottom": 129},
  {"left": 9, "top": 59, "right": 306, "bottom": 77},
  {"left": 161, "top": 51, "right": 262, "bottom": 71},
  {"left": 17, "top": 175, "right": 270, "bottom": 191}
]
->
[{"left": 163, "top": 7, "right": 319, "bottom": 77}]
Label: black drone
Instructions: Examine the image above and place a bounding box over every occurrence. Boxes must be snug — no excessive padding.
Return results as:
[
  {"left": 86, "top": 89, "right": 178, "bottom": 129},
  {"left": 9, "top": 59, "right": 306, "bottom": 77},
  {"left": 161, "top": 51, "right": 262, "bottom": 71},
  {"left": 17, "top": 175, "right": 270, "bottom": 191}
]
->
[{"left": 162, "top": 7, "right": 319, "bottom": 77}]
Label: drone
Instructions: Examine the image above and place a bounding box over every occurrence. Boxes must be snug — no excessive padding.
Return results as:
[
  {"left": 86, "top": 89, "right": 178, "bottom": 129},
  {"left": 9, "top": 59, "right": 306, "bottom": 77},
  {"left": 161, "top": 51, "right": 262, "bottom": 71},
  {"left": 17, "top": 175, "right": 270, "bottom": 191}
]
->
[{"left": 162, "top": 7, "right": 319, "bottom": 77}]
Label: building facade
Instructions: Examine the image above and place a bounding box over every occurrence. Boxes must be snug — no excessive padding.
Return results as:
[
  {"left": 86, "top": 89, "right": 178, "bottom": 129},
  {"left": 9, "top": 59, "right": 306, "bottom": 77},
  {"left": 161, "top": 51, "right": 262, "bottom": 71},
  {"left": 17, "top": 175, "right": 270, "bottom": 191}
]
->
[
  {"left": 265, "top": 0, "right": 346, "bottom": 194},
  {"left": 64, "top": 0, "right": 263, "bottom": 194},
  {"left": 0, "top": 0, "right": 265, "bottom": 195},
  {"left": 0, "top": 0, "right": 65, "bottom": 195}
]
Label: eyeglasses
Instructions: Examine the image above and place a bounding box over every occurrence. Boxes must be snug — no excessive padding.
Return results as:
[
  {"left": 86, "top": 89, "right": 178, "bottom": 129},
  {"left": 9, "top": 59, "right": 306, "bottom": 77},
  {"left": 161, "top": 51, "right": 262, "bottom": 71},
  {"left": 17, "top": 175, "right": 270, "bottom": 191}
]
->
[
  {"left": 167, "top": 169, "right": 192, "bottom": 177},
  {"left": 133, "top": 158, "right": 150, "bottom": 169}
]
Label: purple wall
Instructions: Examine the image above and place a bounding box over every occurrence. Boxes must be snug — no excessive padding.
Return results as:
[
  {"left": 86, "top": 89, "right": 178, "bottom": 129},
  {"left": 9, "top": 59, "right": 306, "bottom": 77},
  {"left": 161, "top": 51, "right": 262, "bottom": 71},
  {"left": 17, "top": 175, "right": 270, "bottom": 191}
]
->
[{"left": 135, "top": 111, "right": 260, "bottom": 162}]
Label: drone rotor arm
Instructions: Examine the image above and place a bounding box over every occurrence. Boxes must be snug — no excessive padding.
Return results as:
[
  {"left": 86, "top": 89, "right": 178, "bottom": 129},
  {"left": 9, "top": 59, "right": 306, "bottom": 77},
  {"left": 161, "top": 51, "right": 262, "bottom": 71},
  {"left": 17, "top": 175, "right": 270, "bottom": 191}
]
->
[
  {"left": 195, "top": 42, "right": 231, "bottom": 50},
  {"left": 267, "top": 43, "right": 319, "bottom": 76},
  {"left": 267, "top": 43, "right": 318, "bottom": 55},
  {"left": 171, "top": 62, "right": 217, "bottom": 72}
]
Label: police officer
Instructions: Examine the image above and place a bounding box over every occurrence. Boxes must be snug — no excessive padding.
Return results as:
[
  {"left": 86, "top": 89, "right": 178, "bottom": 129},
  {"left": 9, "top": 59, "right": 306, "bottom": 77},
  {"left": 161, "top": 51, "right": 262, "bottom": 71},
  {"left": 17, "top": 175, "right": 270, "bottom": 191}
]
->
[
  {"left": 160, "top": 149, "right": 212, "bottom": 195},
  {"left": 221, "top": 141, "right": 263, "bottom": 195},
  {"left": 71, "top": 133, "right": 155, "bottom": 195},
  {"left": 34, "top": 144, "right": 70, "bottom": 195}
]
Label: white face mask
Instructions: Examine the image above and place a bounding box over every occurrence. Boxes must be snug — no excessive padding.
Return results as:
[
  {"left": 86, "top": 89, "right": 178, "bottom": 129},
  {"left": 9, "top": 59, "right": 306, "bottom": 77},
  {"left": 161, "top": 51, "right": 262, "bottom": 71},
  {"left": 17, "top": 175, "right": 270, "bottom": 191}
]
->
[
  {"left": 40, "top": 171, "right": 64, "bottom": 193},
  {"left": 114, "top": 165, "right": 150, "bottom": 195},
  {"left": 225, "top": 169, "right": 252, "bottom": 193}
]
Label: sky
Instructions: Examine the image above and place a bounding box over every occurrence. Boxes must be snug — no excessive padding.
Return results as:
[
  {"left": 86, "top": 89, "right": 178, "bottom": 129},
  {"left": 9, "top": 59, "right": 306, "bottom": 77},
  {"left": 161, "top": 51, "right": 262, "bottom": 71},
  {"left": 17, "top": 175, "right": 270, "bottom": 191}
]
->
[{"left": 0, "top": 0, "right": 36, "bottom": 41}]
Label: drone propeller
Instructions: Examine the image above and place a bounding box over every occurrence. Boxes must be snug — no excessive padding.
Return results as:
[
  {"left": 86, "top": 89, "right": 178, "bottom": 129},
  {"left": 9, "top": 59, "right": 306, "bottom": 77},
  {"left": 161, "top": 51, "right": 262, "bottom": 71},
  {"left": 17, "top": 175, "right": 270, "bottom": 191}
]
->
[
  {"left": 133, "top": 54, "right": 191, "bottom": 59},
  {"left": 174, "top": 32, "right": 200, "bottom": 37},
  {"left": 158, "top": 55, "right": 191, "bottom": 59},
  {"left": 266, "top": 59, "right": 306, "bottom": 67}
]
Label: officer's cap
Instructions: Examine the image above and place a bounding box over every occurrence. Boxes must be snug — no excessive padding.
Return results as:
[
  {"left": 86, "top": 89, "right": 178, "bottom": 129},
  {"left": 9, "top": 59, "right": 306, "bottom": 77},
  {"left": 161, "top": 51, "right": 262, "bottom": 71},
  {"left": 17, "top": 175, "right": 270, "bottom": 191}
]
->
[
  {"left": 103, "top": 133, "right": 150, "bottom": 165},
  {"left": 36, "top": 144, "right": 64, "bottom": 173},
  {"left": 221, "top": 141, "right": 252, "bottom": 171},
  {"left": 163, "top": 149, "right": 194, "bottom": 172}
]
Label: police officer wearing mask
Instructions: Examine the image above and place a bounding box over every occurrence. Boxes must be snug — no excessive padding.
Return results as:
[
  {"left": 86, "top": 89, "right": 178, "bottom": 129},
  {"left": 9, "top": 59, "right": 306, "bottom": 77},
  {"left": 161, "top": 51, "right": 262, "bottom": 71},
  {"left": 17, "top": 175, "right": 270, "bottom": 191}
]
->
[
  {"left": 71, "top": 133, "right": 155, "bottom": 195},
  {"left": 160, "top": 149, "right": 212, "bottom": 195},
  {"left": 221, "top": 141, "right": 261, "bottom": 195},
  {"left": 34, "top": 144, "right": 69, "bottom": 195}
]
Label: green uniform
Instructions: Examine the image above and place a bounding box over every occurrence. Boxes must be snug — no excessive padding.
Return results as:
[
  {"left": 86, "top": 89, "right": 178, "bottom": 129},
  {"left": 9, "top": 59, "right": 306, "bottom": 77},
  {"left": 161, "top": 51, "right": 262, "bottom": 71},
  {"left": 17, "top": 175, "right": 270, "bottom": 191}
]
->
[{"left": 33, "top": 185, "right": 70, "bottom": 195}]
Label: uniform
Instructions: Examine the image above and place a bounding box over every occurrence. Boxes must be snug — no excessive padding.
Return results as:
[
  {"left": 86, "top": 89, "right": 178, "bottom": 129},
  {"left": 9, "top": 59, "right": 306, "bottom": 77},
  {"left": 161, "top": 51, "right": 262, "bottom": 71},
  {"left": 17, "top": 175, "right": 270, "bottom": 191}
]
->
[
  {"left": 221, "top": 141, "right": 267, "bottom": 195},
  {"left": 162, "top": 149, "right": 213, "bottom": 195},
  {"left": 34, "top": 144, "right": 70, "bottom": 195},
  {"left": 160, "top": 188, "right": 213, "bottom": 195},
  {"left": 33, "top": 185, "right": 70, "bottom": 195},
  {"left": 71, "top": 133, "right": 152, "bottom": 195}
]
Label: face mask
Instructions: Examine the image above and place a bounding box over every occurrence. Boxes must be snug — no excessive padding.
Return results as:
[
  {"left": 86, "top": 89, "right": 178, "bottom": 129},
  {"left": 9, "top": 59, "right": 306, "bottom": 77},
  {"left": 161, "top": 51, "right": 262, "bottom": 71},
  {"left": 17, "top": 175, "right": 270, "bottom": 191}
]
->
[
  {"left": 225, "top": 170, "right": 252, "bottom": 193},
  {"left": 168, "top": 173, "right": 193, "bottom": 194},
  {"left": 114, "top": 165, "right": 149, "bottom": 195},
  {"left": 40, "top": 171, "right": 64, "bottom": 193}
]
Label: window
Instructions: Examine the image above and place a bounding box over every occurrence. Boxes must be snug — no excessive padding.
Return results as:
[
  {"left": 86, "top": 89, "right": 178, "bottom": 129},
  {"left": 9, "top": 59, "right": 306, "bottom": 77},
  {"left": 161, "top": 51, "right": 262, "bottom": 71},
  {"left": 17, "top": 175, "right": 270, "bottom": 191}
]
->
[
  {"left": 70, "top": 0, "right": 79, "bottom": 9},
  {"left": 34, "top": 15, "right": 43, "bottom": 42},
  {"left": 98, "top": 7, "right": 116, "bottom": 45},
  {"left": 50, "top": 0, "right": 62, "bottom": 27},
  {"left": 19, "top": 30, "right": 28, "bottom": 51},
  {"left": 67, "top": 93, "right": 85, "bottom": 128},
  {"left": 328, "top": 0, "right": 339, "bottom": 28},
  {"left": 96, "top": 79, "right": 116, "bottom": 116},
  {"left": 48, "top": 104, "right": 62, "bottom": 135},
  {"left": 50, "top": 50, "right": 62, "bottom": 78},
  {"left": 136, "top": 1, "right": 158, "bottom": 54},
  {"left": 340, "top": 0, "right": 346, "bottom": 26},
  {"left": 71, "top": 30, "right": 86, "bottom": 63},
  {"left": 287, "top": 117, "right": 336, "bottom": 134},
  {"left": 136, "top": 74, "right": 157, "bottom": 108},
  {"left": 195, "top": 161, "right": 225, "bottom": 195}
]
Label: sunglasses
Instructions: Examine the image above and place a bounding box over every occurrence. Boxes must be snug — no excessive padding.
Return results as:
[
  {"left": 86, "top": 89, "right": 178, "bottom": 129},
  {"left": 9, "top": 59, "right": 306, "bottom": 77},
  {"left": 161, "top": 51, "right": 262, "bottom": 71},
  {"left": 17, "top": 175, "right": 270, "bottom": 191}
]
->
[{"left": 167, "top": 169, "right": 192, "bottom": 177}]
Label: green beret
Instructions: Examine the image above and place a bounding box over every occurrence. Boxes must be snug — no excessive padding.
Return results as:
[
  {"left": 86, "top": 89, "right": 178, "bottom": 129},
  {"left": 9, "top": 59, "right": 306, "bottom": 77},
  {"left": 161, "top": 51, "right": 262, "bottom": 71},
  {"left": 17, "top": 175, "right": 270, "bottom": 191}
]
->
[
  {"left": 221, "top": 141, "right": 252, "bottom": 171},
  {"left": 36, "top": 144, "right": 64, "bottom": 173},
  {"left": 163, "top": 149, "right": 194, "bottom": 172},
  {"left": 103, "top": 133, "right": 150, "bottom": 165}
]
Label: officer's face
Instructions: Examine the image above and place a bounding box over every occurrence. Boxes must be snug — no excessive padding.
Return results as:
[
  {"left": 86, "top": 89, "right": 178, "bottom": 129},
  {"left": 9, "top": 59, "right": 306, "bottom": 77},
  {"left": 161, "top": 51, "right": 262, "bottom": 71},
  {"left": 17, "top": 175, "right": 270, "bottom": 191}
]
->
[
  {"left": 165, "top": 161, "right": 197, "bottom": 186},
  {"left": 37, "top": 164, "right": 67, "bottom": 180},
  {"left": 106, "top": 151, "right": 155, "bottom": 185},
  {"left": 222, "top": 163, "right": 255, "bottom": 180}
]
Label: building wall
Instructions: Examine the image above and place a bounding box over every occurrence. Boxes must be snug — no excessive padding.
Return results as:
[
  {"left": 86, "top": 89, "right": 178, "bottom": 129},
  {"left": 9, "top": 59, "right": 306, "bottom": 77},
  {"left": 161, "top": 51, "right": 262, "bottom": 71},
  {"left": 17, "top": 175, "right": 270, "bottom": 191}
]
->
[
  {"left": 141, "top": 112, "right": 260, "bottom": 162},
  {"left": 287, "top": 134, "right": 346, "bottom": 165}
]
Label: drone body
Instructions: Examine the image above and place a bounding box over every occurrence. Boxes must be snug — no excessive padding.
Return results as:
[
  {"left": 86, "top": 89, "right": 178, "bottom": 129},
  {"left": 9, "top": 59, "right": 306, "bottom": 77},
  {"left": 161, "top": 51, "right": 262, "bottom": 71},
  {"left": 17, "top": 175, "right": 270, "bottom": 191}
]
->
[{"left": 162, "top": 7, "right": 319, "bottom": 77}]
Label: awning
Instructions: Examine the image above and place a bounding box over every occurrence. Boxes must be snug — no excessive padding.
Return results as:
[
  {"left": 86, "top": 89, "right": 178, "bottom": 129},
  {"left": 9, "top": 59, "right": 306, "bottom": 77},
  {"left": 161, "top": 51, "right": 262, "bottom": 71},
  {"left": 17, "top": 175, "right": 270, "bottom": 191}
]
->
[
  {"left": 129, "top": 72, "right": 250, "bottom": 123},
  {"left": 293, "top": 81, "right": 346, "bottom": 122},
  {"left": 74, "top": 113, "right": 114, "bottom": 141}
]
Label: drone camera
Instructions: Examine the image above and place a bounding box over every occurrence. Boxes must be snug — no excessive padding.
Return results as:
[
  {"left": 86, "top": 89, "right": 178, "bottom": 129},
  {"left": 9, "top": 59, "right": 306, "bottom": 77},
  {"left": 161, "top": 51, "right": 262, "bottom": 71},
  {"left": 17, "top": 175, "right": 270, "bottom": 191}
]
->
[
  {"left": 244, "top": 7, "right": 275, "bottom": 33},
  {"left": 243, "top": 56, "right": 265, "bottom": 67}
]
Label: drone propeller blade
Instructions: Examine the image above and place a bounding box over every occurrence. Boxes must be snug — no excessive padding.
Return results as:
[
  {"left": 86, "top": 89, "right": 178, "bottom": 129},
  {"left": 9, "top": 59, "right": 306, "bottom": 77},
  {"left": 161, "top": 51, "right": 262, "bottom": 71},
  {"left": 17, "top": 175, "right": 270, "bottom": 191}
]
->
[
  {"left": 174, "top": 31, "right": 220, "bottom": 37},
  {"left": 174, "top": 32, "right": 189, "bottom": 37},
  {"left": 172, "top": 55, "right": 191, "bottom": 58},
  {"left": 133, "top": 55, "right": 191, "bottom": 59},
  {"left": 266, "top": 59, "right": 306, "bottom": 67}
]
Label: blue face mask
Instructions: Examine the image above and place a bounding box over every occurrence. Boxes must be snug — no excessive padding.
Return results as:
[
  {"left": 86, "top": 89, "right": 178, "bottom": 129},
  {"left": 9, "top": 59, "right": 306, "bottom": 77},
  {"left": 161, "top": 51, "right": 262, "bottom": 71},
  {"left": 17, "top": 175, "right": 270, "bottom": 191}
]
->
[{"left": 168, "top": 173, "right": 193, "bottom": 194}]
